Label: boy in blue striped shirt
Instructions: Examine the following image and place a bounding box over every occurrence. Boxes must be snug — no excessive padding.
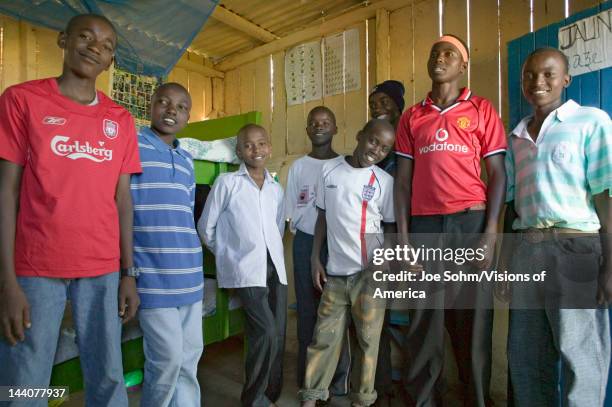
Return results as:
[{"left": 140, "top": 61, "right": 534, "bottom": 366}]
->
[
  {"left": 504, "top": 48, "right": 611, "bottom": 406},
  {"left": 131, "top": 83, "right": 204, "bottom": 407}
]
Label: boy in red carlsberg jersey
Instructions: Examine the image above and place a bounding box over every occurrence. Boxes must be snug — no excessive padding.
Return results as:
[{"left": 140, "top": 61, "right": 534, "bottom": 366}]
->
[{"left": 0, "top": 14, "right": 141, "bottom": 406}]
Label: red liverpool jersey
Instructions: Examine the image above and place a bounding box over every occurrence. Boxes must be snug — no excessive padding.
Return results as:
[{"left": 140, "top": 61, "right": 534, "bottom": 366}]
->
[{"left": 0, "top": 78, "right": 142, "bottom": 277}]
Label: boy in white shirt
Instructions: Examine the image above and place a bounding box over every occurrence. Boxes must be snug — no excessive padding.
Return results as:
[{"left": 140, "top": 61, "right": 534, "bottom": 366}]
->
[
  {"left": 299, "top": 119, "right": 396, "bottom": 407},
  {"left": 199, "top": 124, "right": 287, "bottom": 407},
  {"left": 285, "top": 106, "right": 350, "bottom": 397}
]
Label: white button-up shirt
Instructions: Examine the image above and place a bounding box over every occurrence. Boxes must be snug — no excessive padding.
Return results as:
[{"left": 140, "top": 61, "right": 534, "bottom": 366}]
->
[{"left": 198, "top": 163, "right": 287, "bottom": 288}]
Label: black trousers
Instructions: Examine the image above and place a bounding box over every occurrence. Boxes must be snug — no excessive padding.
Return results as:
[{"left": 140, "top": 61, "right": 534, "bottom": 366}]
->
[
  {"left": 374, "top": 310, "right": 393, "bottom": 398},
  {"left": 235, "top": 256, "right": 288, "bottom": 407},
  {"left": 402, "top": 210, "right": 493, "bottom": 407}
]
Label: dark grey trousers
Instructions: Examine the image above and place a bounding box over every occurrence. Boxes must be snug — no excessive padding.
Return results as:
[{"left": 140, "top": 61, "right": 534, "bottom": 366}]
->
[
  {"left": 402, "top": 210, "right": 493, "bottom": 407},
  {"left": 508, "top": 234, "right": 609, "bottom": 406},
  {"left": 374, "top": 310, "right": 393, "bottom": 398},
  {"left": 235, "top": 256, "right": 287, "bottom": 407}
]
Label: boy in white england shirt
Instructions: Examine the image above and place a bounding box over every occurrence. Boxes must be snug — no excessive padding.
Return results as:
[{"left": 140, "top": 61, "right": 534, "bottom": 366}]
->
[{"left": 299, "top": 119, "right": 396, "bottom": 407}]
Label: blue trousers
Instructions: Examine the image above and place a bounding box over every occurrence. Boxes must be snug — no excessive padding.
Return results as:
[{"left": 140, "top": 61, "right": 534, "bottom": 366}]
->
[
  {"left": 0, "top": 273, "right": 127, "bottom": 407},
  {"left": 139, "top": 301, "right": 204, "bottom": 407},
  {"left": 508, "top": 235, "right": 610, "bottom": 406}
]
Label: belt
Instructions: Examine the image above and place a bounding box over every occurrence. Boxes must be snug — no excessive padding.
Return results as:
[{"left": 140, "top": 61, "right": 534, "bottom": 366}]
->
[
  {"left": 467, "top": 203, "right": 486, "bottom": 211},
  {"left": 520, "top": 227, "right": 593, "bottom": 244},
  {"left": 459, "top": 202, "right": 487, "bottom": 213}
]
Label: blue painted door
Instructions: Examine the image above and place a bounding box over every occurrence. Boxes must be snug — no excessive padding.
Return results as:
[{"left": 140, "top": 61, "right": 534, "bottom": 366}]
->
[
  {"left": 507, "top": 1, "right": 612, "bottom": 129},
  {"left": 507, "top": 2, "right": 612, "bottom": 405}
]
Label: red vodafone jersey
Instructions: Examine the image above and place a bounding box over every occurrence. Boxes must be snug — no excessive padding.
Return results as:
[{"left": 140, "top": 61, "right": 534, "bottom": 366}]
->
[
  {"left": 0, "top": 78, "right": 142, "bottom": 278},
  {"left": 395, "top": 88, "right": 506, "bottom": 215}
]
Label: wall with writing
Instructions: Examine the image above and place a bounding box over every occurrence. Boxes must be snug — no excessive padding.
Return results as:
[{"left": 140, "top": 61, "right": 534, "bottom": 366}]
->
[
  {"left": 558, "top": 8, "right": 611, "bottom": 76},
  {"left": 507, "top": 1, "right": 612, "bottom": 128}
]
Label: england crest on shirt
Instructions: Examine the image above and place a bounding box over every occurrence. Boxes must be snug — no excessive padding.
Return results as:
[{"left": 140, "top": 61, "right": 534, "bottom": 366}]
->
[
  {"left": 103, "top": 119, "right": 119, "bottom": 139},
  {"left": 362, "top": 184, "right": 376, "bottom": 201}
]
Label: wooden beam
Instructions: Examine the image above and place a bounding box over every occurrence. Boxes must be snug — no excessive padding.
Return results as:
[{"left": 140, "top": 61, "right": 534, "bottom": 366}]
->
[
  {"left": 175, "top": 56, "right": 225, "bottom": 78},
  {"left": 376, "top": 8, "right": 390, "bottom": 83},
  {"left": 212, "top": 5, "right": 280, "bottom": 43},
  {"left": 215, "top": 0, "right": 416, "bottom": 71},
  {"left": 19, "top": 21, "right": 37, "bottom": 82}
]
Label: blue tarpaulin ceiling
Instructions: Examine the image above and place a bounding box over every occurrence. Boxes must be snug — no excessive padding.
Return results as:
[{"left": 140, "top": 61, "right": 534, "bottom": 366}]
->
[{"left": 0, "top": 0, "right": 218, "bottom": 78}]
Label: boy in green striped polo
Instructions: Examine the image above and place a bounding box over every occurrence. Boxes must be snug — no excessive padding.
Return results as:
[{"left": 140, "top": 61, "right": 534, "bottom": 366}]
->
[{"left": 504, "top": 47, "right": 612, "bottom": 406}]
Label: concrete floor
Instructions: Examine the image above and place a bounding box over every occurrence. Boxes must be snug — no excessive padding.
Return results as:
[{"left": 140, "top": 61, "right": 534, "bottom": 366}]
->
[{"left": 63, "top": 307, "right": 510, "bottom": 406}]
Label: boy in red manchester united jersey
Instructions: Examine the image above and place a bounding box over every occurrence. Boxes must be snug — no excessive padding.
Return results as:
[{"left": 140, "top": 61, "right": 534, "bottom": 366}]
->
[
  {"left": 0, "top": 14, "right": 141, "bottom": 406},
  {"left": 394, "top": 35, "right": 506, "bottom": 406}
]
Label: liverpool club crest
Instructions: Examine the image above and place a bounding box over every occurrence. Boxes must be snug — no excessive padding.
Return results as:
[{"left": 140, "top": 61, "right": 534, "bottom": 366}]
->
[{"left": 103, "top": 119, "right": 119, "bottom": 139}]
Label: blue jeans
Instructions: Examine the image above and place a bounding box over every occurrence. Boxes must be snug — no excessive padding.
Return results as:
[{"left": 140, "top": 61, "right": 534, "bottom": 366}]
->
[
  {"left": 139, "top": 301, "right": 204, "bottom": 407},
  {"left": 293, "top": 230, "right": 350, "bottom": 396},
  {"left": 508, "top": 236, "right": 610, "bottom": 406},
  {"left": 509, "top": 308, "right": 610, "bottom": 406},
  {"left": 0, "top": 273, "right": 127, "bottom": 407}
]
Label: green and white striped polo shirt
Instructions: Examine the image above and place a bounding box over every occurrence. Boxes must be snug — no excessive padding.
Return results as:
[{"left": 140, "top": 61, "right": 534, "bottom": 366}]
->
[{"left": 505, "top": 99, "right": 612, "bottom": 232}]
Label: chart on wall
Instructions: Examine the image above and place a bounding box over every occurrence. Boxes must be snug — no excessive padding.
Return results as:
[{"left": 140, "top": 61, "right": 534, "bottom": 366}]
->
[
  {"left": 285, "top": 40, "right": 323, "bottom": 106},
  {"left": 324, "top": 28, "right": 361, "bottom": 97},
  {"left": 284, "top": 28, "right": 362, "bottom": 105},
  {"left": 110, "top": 67, "right": 161, "bottom": 128}
]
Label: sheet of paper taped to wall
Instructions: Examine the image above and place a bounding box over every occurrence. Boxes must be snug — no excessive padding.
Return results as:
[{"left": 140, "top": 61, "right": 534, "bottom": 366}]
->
[{"left": 180, "top": 136, "right": 240, "bottom": 164}]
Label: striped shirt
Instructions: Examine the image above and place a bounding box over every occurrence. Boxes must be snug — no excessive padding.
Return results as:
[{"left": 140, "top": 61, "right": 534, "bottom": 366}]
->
[
  {"left": 131, "top": 127, "right": 203, "bottom": 308},
  {"left": 505, "top": 100, "right": 612, "bottom": 231}
]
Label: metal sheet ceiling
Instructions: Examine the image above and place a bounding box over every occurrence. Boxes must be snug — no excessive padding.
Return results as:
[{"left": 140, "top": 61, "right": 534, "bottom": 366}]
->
[{"left": 188, "top": 0, "right": 367, "bottom": 62}]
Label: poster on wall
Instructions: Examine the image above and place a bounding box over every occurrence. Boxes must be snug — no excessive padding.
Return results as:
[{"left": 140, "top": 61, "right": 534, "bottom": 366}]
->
[
  {"left": 558, "top": 9, "right": 612, "bottom": 76},
  {"left": 324, "top": 28, "right": 361, "bottom": 97},
  {"left": 110, "top": 67, "right": 161, "bottom": 128},
  {"left": 285, "top": 41, "right": 322, "bottom": 106}
]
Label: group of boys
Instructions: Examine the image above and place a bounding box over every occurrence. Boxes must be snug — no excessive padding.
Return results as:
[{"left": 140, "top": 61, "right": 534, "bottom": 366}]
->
[
  {"left": 0, "top": 12, "right": 610, "bottom": 407},
  {"left": 0, "top": 14, "right": 204, "bottom": 407},
  {"left": 275, "top": 34, "right": 612, "bottom": 407}
]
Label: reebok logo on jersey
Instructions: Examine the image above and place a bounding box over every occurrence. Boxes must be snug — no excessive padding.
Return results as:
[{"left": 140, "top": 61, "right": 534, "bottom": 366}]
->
[
  {"left": 326, "top": 184, "right": 338, "bottom": 189},
  {"left": 51, "top": 135, "right": 113, "bottom": 162},
  {"left": 418, "top": 128, "right": 468, "bottom": 155},
  {"left": 43, "top": 116, "right": 66, "bottom": 125}
]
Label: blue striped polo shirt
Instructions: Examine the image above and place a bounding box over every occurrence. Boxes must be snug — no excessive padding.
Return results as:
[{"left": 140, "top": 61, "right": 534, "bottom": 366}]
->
[
  {"left": 131, "top": 127, "right": 203, "bottom": 308},
  {"left": 505, "top": 100, "right": 612, "bottom": 231}
]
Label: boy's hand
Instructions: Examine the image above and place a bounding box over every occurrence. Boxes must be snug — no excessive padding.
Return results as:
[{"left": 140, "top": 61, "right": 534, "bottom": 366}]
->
[
  {"left": 494, "top": 280, "right": 512, "bottom": 303},
  {"left": 311, "top": 258, "right": 327, "bottom": 292},
  {"left": 118, "top": 276, "right": 140, "bottom": 323},
  {"left": 494, "top": 254, "right": 512, "bottom": 303},
  {"left": 597, "top": 262, "right": 612, "bottom": 305},
  {"left": 0, "top": 279, "right": 31, "bottom": 346},
  {"left": 397, "top": 235, "right": 424, "bottom": 275},
  {"left": 470, "top": 233, "right": 497, "bottom": 270}
]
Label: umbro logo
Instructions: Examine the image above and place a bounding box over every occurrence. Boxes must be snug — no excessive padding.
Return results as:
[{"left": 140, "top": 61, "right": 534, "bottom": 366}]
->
[{"left": 43, "top": 116, "right": 66, "bottom": 125}]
